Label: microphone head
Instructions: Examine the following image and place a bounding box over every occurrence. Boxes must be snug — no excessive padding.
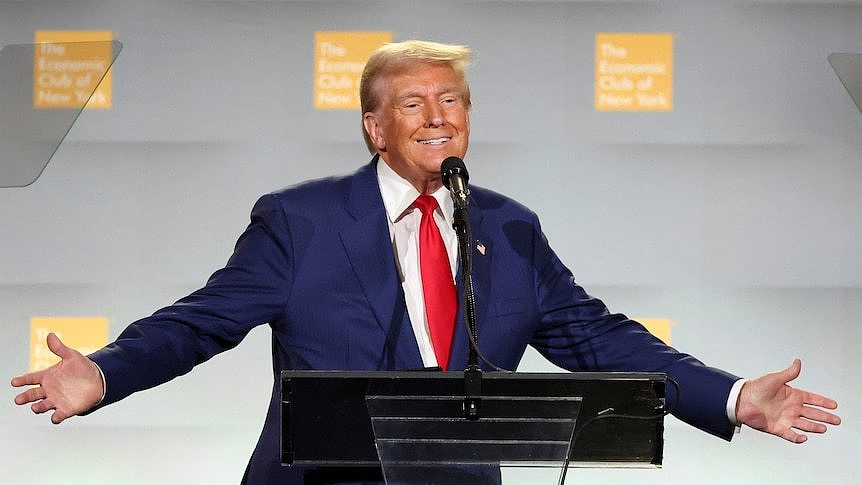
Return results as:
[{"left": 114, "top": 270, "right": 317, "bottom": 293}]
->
[{"left": 441, "top": 156, "right": 469, "bottom": 189}]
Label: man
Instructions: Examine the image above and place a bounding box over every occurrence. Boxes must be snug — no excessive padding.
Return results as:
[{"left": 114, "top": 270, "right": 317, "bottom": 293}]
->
[{"left": 12, "top": 40, "right": 840, "bottom": 484}]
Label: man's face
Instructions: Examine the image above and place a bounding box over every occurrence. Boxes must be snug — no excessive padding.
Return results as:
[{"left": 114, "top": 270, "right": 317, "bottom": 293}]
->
[{"left": 363, "top": 62, "right": 470, "bottom": 193}]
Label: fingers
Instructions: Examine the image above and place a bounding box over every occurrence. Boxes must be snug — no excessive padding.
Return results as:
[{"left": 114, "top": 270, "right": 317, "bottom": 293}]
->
[
  {"left": 803, "top": 390, "right": 839, "bottom": 410},
  {"left": 31, "top": 398, "right": 71, "bottom": 424},
  {"left": 21, "top": 393, "right": 72, "bottom": 424},
  {"left": 14, "top": 386, "right": 46, "bottom": 405},
  {"left": 765, "top": 418, "right": 803, "bottom": 443},
  {"left": 10, "top": 370, "right": 44, "bottom": 388},
  {"left": 800, "top": 405, "right": 842, "bottom": 426},
  {"left": 31, "top": 398, "right": 55, "bottom": 414},
  {"left": 18, "top": 391, "right": 72, "bottom": 424},
  {"left": 792, "top": 417, "right": 828, "bottom": 434},
  {"left": 785, "top": 431, "right": 807, "bottom": 444},
  {"left": 51, "top": 409, "right": 70, "bottom": 424},
  {"left": 11, "top": 333, "right": 75, "bottom": 388}
]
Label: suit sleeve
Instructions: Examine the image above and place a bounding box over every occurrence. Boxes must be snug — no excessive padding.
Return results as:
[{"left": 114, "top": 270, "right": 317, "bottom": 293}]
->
[
  {"left": 88, "top": 193, "right": 293, "bottom": 408},
  {"left": 522, "top": 212, "right": 739, "bottom": 440}
]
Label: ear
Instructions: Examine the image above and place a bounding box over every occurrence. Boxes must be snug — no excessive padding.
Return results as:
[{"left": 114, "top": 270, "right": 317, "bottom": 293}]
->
[{"left": 363, "top": 112, "right": 386, "bottom": 151}]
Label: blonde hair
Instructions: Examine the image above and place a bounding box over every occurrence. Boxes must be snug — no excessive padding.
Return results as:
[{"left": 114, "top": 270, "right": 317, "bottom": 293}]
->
[{"left": 360, "top": 40, "right": 473, "bottom": 153}]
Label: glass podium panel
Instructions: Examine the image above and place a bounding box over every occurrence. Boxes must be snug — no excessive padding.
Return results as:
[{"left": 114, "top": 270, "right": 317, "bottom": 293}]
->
[
  {"left": 0, "top": 40, "right": 122, "bottom": 187},
  {"left": 829, "top": 53, "right": 862, "bottom": 113},
  {"left": 367, "top": 393, "right": 580, "bottom": 485}
]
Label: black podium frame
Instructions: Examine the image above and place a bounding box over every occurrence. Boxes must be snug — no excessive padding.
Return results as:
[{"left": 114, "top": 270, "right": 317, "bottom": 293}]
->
[{"left": 281, "top": 371, "right": 665, "bottom": 469}]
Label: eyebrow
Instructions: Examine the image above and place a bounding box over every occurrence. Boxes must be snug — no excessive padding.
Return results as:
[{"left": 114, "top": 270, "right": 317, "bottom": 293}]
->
[{"left": 395, "top": 85, "right": 462, "bottom": 103}]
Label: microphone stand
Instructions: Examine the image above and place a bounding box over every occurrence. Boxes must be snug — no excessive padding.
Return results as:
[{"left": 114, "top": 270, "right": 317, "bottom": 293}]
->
[{"left": 453, "top": 199, "right": 482, "bottom": 421}]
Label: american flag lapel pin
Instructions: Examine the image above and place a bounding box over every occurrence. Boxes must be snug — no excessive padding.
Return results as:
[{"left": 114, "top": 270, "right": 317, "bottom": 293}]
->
[{"left": 476, "top": 241, "right": 486, "bottom": 255}]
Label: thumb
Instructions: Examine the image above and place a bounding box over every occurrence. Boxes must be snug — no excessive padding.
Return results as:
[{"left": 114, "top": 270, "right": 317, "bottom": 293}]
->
[
  {"left": 46, "top": 332, "right": 77, "bottom": 360},
  {"left": 776, "top": 358, "right": 802, "bottom": 384}
]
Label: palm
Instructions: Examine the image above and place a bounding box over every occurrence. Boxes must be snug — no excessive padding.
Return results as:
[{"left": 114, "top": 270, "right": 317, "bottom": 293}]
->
[
  {"left": 11, "top": 333, "right": 103, "bottom": 424},
  {"left": 736, "top": 359, "right": 840, "bottom": 443}
]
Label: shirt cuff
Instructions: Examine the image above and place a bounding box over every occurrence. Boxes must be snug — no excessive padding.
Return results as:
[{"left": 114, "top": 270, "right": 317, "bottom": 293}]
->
[
  {"left": 92, "top": 360, "right": 107, "bottom": 405},
  {"left": 726, "top": 378, "right": 747, "bottom": 430}
]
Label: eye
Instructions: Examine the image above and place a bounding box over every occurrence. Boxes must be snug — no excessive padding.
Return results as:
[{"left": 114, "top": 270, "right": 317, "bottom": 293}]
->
[
  {"left": 440, "top": 95, "right": 462, "bottom": 109},
  {"left": 399, "top": 100, "right": 422, "bottom": 114}
]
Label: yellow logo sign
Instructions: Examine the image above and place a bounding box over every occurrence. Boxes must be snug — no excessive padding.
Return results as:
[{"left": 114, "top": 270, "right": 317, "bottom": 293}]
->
[
  {"left": 635, "top": 317, "right": 673, "bottom": 345},
  {"left": 314, "top": 31, "right": 392, "bottom": 110},
  {"left": 30, "top": 317, "right": 109, "bottom": 372},
  {"left": 33, "top": 30, "right": 114, "bottom": 109},
  {"left": 595, "top": 33, "right": 673, "bottom": 111}
]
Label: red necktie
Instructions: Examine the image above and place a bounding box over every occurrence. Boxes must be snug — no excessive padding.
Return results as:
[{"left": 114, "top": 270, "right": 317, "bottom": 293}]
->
[{"left": 413, "top": 195, "right": 457, "bottom": 371}]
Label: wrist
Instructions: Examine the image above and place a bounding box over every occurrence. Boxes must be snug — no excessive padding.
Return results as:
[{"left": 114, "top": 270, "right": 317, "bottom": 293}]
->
[{"left": 735, "top": 380, "right": 765, "bottom": 428}]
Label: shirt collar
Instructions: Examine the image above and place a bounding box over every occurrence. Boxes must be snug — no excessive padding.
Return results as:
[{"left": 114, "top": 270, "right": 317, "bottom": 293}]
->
[{"left": 377, "top": 158, "right": 454, "bottom": 225}]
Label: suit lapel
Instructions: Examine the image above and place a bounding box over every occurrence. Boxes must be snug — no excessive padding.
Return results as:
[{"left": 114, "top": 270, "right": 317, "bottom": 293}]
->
[{"left": 339, "top": 157, "right": 423, "bottom": 370}]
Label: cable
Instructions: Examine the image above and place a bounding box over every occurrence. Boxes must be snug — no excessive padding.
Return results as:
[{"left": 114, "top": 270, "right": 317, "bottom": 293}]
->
[{"left": 460, "top": 310, "right": 513, "bottom": 373}]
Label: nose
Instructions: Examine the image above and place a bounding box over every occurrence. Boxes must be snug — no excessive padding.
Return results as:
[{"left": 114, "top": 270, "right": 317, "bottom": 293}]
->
[{"left": 424, "top": 102, "right": 445, "bottom": 128}]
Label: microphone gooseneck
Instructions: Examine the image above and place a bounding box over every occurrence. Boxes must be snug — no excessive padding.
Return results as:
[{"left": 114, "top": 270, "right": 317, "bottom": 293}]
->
[{"left": 440, "top": 157, "right": 482, "bottom": 420}]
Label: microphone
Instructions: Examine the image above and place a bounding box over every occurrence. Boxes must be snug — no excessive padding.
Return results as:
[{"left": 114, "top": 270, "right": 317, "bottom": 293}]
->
[{"left": 441, "top": 156, "right": 470, "bottom": 210}]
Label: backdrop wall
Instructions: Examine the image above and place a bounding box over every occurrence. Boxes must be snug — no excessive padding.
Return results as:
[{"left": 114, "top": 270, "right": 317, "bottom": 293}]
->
[{"left": 1, "top": 1, "right": 859, "bottom": 484}]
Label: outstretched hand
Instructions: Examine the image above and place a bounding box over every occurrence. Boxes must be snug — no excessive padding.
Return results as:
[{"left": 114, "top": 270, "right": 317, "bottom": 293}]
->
[
  {"left": 10, "top": 332, "right": 104, "bottom": 424},
  {"left": 736, "top": 359, "right": 840, "bottom": 443}
]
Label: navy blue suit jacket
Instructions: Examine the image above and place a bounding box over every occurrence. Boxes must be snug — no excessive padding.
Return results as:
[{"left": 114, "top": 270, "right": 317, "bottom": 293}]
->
[{"left": 89, "top": 158, "right": 738, "bottom": 484}]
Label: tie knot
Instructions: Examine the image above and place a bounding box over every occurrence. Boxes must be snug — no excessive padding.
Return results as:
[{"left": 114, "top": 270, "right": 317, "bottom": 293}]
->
[{"left": 413, "top": 195, "right": 439, "bottom": 216}]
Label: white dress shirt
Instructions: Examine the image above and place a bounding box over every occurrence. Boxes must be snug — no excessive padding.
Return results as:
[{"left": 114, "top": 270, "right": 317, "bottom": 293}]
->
[{"left": 377, "top": 160, "right": 458, "bottom": 368}]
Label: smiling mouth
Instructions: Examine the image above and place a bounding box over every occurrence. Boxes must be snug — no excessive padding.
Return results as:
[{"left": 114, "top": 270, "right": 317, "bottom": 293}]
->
[{"left": 417, "top": 137, "right": 451, "bottom": 145}]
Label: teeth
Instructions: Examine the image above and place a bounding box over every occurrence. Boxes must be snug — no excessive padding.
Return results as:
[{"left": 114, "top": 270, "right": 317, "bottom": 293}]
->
[{"left": 418, "top": 137, "right": 450, "bottom": 145}]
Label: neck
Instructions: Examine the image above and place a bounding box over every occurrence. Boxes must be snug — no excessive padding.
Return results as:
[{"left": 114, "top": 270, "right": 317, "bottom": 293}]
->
[
  {"left": 414, "top": 179, "right": 443, "bottom": 195},
  {"left": 379, "top": 156, "right": 443, "bottom": 195}
]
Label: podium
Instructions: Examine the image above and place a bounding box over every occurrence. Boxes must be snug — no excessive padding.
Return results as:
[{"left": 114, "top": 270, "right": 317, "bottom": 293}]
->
[{"left": 281, "top": 371, "right": 664, "bottom": 484}]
